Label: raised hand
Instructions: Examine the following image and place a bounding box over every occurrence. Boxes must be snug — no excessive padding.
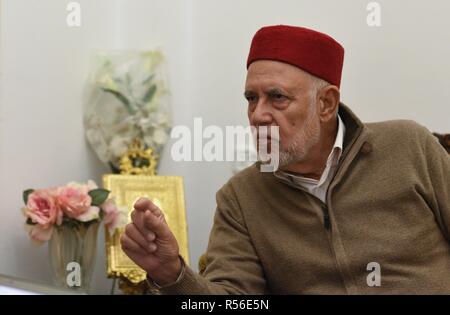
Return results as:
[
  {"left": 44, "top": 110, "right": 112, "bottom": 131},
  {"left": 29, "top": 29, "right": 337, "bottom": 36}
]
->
[{"left": 120, "top": 197, "right": 182, "bottom": 285}]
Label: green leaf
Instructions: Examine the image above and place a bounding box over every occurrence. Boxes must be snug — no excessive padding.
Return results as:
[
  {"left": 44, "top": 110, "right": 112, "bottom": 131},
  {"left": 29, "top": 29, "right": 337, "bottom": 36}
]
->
[
  {"left": 101, "top": 88, "right": 130, "bottom": 107},
  {"left": 142, "top": 74, "right": 155, "bottom": 85},
  {"left": 142, "top": 85, "right": 157, "bottom": 104},
  {"left": 89, "top": 188, "right": 110, "bottom": 206},
  {"left": 23, "top": 189, "right": 34, "bottom": 205}
]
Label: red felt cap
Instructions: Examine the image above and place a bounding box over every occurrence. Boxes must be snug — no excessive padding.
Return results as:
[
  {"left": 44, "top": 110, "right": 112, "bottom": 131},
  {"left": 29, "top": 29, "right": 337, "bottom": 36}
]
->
[{"left": 247, "top": 25, "right": 345, "bottom": 87}]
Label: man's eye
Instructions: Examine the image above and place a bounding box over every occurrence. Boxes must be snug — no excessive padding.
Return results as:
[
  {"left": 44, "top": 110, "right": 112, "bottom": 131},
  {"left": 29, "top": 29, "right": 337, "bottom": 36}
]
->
[
  {"left": 271, "top": 93, "right": 286, "bottom": 100},
  {"left": 246, "top": 96, "right": 257, "bottom": 102}
]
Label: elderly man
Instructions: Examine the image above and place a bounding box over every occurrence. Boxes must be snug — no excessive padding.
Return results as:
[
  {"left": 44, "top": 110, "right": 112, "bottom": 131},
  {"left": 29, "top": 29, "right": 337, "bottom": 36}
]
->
[{"left": 120, "top": 25, "right": 450, "bottom": 294}]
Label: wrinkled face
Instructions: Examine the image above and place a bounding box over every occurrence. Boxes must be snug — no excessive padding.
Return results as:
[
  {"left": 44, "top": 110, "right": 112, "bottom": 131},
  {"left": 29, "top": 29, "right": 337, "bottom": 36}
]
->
[{"left": 245, "top": 60, "right": 322, "bottom": 167}]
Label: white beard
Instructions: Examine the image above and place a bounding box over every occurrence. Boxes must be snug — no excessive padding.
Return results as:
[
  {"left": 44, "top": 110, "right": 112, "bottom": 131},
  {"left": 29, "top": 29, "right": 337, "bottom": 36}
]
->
[{"left": 278, "top": 101, "right": 321, "bottom": 168}]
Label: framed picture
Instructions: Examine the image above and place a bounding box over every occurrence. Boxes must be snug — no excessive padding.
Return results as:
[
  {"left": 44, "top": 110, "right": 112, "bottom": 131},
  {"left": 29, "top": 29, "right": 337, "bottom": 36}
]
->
[{"left": 102, "top": 174, "right": 190, "bottom": 284}]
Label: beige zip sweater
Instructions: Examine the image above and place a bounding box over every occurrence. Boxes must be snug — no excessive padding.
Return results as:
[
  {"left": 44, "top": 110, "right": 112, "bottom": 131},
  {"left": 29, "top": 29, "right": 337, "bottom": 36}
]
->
[{"left": 159, "top": 104, "right": 450, "bottom": 294}]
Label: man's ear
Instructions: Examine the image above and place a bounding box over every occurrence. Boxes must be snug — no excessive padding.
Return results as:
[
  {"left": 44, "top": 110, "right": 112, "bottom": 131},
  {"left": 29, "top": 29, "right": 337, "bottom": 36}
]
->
[{"left": 318, "top": 86, "right": 340, "bottom": 122}]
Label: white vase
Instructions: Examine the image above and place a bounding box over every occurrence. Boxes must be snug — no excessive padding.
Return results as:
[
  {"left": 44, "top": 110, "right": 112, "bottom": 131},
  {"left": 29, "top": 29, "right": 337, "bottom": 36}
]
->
[{"left": 48, "top": 221, "right": 99, "bottom": 293}]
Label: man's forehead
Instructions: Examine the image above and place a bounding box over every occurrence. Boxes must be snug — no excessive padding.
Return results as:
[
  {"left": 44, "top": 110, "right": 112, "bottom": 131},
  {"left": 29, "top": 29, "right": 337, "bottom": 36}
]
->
[{"left": 245, "top": 60, "right": 309, "bottom": 91}]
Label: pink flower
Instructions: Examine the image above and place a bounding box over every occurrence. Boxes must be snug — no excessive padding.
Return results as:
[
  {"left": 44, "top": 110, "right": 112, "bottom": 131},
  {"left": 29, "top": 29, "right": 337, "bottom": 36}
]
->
[
  {"left": 26, "top": 189, "right": 62, "bottom": 229},
  {"left": 27, "top": 224, "right": 54, "bottom": 243},
  {"left": 57, "top": 183, "right": 92, "bottom": 220},
  {"left": 24, "top": 189, "right": 62, "bottom": 243},
  {"left": 76, "top": 206, "right": 100, "bottom": 222},
  {"left": 101, "top": 198, "right": 122, "bottom": 235}
]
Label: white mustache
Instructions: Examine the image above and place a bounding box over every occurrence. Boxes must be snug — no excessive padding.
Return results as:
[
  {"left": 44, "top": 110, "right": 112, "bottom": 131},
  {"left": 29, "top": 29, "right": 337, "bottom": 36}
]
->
[{"left": 253, "top": 126, "right": 280, "bottom": 142}]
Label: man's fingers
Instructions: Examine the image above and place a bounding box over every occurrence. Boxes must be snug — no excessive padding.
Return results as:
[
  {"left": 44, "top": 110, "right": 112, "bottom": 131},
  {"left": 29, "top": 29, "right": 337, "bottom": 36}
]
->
[
  {"left": 144, "top": 209, "right": 170, "bottom": 238},
  {"left": 121, "top": 233, "right": 155, "bottom": 254},
  {"left": 131, "top": 210, "right": 157, "bottom": 240},
  {"left": 148, "top": 203, "right": 163, "bottom": 217},
  {"left": 146, "top": 230, "right": 156, "bottom": 242},
  {"left": 134, "top": 197, "right": 157, "bottom": 212},
  {"left": 131, "top": 210, "right": 145, "bottom": 233},
  {"left": 125, "top": 224, "right": 155, "bottom": 252},
  {"left": 132, "top": 198, "right": 172, "bottom": 239}
]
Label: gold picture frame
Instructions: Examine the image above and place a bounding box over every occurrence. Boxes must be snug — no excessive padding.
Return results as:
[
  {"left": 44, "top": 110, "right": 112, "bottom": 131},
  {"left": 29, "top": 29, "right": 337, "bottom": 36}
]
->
[{"left": 103, "top": 174, "right": 190, "bottom": 285}]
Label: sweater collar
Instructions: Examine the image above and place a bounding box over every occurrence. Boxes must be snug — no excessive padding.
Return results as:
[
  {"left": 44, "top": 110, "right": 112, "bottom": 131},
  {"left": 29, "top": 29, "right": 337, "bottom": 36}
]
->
[{"left": 337, "top": 102, "right": 367, "bottom": 156}]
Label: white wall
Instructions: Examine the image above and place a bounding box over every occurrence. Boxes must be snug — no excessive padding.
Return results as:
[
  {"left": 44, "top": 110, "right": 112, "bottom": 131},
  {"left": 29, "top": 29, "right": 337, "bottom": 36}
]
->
[
  {"left": 1, "top": 0, "right": 449, "bottom": 294},
  {"left": 0, "top": 0, "right": 192, "bottom": 294},
  {"left": 187, "top": 0, "right": 450, "bottom": 132}
]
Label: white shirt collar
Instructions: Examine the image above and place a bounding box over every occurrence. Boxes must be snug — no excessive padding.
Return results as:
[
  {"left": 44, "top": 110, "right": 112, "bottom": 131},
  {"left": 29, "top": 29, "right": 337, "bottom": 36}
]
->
[{"left": 329, "top": 113, "right": 345, "bottom": 165}]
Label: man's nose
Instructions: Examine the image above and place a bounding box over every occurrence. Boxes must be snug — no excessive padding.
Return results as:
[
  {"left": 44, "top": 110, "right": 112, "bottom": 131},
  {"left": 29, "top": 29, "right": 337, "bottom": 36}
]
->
[{"left": 250, "top": 99, "right": 273, "bottom": 125}]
